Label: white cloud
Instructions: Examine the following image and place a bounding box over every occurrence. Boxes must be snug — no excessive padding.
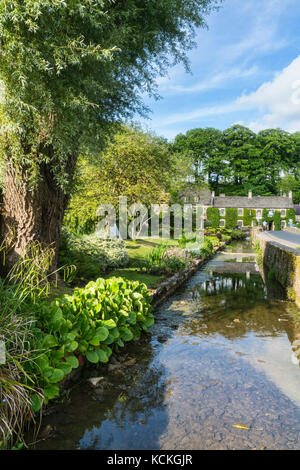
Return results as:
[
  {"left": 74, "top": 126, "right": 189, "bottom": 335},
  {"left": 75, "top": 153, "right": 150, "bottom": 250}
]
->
[
  {"left": 239, "top": 55, "right": 300, "bottom": 132},
  {"left": 168, "top": 66, "right": 259, "bottom": 93},
  {"left": 156, "top": 55, "right": 300, "bottom": 133},
  {"left": 160, "top": 102, "right": 240, "bottom": 126}
]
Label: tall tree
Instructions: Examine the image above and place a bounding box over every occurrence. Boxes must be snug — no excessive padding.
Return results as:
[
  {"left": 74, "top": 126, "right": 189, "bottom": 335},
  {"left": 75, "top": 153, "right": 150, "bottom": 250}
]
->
[
  {"left": 66, "top": 126, "right": 189, "bottom": 234},
  {"left": 173, "top": 127, "right": 225, "bottom": 186},
  {"left": 257, "top": 129, "right": 295, "bottom": 190},
  {"left": 173, "top": 125, "right": 300, "bottom": 197},
  {"left": 222, "top": 125, "right": 257, "bottom": 187},
  {"left": 0, "top": 0, "right": 221, "bottom": 270}
]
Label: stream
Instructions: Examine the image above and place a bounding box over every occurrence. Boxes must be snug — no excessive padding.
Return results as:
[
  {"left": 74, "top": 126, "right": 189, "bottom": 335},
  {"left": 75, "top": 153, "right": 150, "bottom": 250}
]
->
[{"left": 34, "top": 240, "right": 300, "bottom": 450}]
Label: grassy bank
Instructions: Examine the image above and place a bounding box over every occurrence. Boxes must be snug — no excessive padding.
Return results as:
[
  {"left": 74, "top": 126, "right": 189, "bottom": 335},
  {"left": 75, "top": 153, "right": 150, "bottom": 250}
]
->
[{"left": 104, "top": 238, "right": 179, "bottom": 288}]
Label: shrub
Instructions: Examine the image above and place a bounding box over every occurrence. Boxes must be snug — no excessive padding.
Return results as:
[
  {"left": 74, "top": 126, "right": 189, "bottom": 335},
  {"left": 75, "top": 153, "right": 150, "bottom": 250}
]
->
[
  {"left": 178, "top": 233, "right": 196, "bottom": 248},
  {"left": 254, "top": 241, "right": 263, "bottom": 266},
  {"left": 230, "top": 230, "right": 247, "bottom": 240},
  {"left": 58, "top": 229, "right": 129, "bottom": 283},
  {"left": 162, "top": 247, "right": 195, "bottom": 272},
  {"left": 206, "top": 236, "right": 221, "bottom": 247},
  {"left": 199, "top": 238, "right": 215, "bottom": 259},
  {"left": 142, "top": 244, "right": 195, "bottom": 274}
]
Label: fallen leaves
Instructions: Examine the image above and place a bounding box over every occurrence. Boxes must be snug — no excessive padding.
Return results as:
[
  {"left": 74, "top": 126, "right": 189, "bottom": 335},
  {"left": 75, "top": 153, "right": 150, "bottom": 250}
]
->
[{"left": 233, "top": 422, "right": 251, "bottom": 430}]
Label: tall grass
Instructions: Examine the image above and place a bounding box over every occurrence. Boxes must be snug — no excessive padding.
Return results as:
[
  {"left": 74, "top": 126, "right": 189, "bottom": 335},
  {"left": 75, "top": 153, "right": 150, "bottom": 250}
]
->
[{"left": 0, "top": 242, "right": 66, "bottom": 449}]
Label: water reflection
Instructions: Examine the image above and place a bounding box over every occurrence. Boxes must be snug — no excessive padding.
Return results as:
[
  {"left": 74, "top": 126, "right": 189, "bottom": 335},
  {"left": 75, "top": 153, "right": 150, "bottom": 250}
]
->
[
  {"left": 34, "top": 337, "right": 169, "bottom": 450},
  {"left": 35, "top": 248, "right": 300, "bottom": 450}
]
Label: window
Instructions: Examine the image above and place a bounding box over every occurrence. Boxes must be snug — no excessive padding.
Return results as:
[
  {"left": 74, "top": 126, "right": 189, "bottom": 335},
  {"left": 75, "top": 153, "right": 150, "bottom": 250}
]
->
[
  {"left": 220, "top": 208, "right": 225, "bottom": 217},
  {"left": 194, "top": 196, "right": 199, "bottom": 203},
  {"left": 237, "top": 220, "right": 243, "bottom": 228},
  {"left": 238, "top": 208, "right": 243, "bottom": 217},
  {"left": 220, "top": 219, "right": 225, "bottom": 227},
  {"left": 281, "top": 220, "right": 286, "bottom": 229},
  {"left": 280, "top": 209, "right": 286, "bottom": 217}
]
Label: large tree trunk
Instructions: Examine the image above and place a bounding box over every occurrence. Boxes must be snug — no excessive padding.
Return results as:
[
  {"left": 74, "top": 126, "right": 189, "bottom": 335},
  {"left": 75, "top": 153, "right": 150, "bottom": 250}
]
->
[{"left": 0, "top": 157, "right": 76, "bottom": 275}]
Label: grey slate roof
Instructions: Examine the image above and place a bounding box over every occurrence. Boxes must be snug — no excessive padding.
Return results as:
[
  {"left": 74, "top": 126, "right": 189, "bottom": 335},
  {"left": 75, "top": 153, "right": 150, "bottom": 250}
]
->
[{"left": 213, "top": 196, "right": 294, "bottom": 209}]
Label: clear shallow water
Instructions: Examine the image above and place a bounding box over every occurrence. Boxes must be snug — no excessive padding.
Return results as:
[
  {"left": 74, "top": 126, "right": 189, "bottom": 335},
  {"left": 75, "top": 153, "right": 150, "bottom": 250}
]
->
[
  {"left": 223, "top": 238, "right": 254, "bottom": 254},
  {"left": 34, "top": 249, "right": 300, "bottom": 450}
]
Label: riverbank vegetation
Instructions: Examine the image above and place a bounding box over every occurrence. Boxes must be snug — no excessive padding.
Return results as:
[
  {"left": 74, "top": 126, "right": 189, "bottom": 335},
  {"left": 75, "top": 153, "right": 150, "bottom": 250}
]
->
[
  {"left": 1, "top": 225, "right": 245, "bottom": 448},
  {"left": 0, "top": 243, "right": 154, "bottom": 448}
]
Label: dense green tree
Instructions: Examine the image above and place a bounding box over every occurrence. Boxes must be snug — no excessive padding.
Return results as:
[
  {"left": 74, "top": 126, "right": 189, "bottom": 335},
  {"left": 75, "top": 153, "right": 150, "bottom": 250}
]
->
[
  {"left": 0, "top": 0, "right": 221, "bottom": 270},
  {"left": 291, "top": 132, "right": 300, "bottom": 178},
  {"left": 173, "top": 127, "right": 227, "bottom": 186},
  {"left": 257, "top": 129, "right": 296, "bottom": 189},
  {"left": 65, "top": 126, "right": 190, "bottom": 234},
  {"left": 173, "top": 124, "right": 300, "bottom": 198},
  {"left": 277, "top": 175, "right": 300, "bottom": 204},
  {"left": 222, "top": 125, "right": 257, "bottom": 187}
]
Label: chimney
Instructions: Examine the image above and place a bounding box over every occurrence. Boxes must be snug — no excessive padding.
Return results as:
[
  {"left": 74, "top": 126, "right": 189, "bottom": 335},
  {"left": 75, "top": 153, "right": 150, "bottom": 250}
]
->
[
  {"left": 289, "top": 191, "right": 293, "bottom": 200},
  {"left": 248, "top": 190, "right": 252, "bottom": 199}
]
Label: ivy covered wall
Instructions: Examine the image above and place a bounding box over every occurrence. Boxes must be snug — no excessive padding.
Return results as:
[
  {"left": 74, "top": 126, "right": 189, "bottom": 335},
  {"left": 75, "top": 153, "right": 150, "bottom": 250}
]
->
[
  {"left": 206, "top": 207, "right": 220, "bottom": 228},
  {"left": 207, "top": 207, "right": 296, "bottom": 229},
  {"left": 225, "top": 208, "right": 238, "bottom": 229}
]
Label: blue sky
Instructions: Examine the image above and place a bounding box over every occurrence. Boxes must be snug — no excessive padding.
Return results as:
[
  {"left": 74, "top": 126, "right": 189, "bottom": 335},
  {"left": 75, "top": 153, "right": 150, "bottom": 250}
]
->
[{"left": 138, "top": 0, "right": 300, "bottom": 140}]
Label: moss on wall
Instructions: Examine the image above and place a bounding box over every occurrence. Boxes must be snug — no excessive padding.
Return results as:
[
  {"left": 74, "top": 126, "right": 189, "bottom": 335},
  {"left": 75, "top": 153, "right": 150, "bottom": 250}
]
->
[{"left": 253, "top": 230, "right": 300, "bottom": 305}]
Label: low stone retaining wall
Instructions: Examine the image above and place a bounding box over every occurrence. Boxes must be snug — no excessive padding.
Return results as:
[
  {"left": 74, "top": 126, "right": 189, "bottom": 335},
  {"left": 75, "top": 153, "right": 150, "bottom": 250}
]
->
[
  {"left": 253, "top": 229, "right": 300, "bottom": 306},
  {"left": 150, "top": 243, "right": 226, "bottom": 309},
  {"left": 150, "top": 258, "right": 206, "bottom": 309},
  {"left": 284, "top": 227, "right": 300, "bottom": 235},
  {"left": 60, "top": 243, "right": 225, "bottom": 392}
]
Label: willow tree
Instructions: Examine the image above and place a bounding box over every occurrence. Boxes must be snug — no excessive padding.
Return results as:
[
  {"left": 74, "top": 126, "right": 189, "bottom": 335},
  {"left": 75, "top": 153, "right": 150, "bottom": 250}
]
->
[{"left": 0, "top": 0, "right": 221, "bottom": 270}]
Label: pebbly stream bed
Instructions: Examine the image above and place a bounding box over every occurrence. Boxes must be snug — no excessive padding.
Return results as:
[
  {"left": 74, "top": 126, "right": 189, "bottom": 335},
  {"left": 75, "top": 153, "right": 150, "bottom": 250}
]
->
[{"left": 33, "top": 242, "right": 300, "bottom": 450}]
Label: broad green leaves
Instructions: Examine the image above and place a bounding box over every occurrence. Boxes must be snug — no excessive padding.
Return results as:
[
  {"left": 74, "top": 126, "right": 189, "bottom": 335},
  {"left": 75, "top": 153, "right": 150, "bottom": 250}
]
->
[{"left": 29, "top": 276, "right": 154, "bottom": 411}]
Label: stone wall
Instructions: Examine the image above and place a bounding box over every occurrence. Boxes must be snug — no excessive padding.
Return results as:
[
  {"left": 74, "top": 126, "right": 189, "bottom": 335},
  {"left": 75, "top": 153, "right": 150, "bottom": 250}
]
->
[
  {"left": 284, "top": 227, "right": 300, "bottom": 235},
  {"left": 253, "top": 229, "right": 300, "bottom": 306}
]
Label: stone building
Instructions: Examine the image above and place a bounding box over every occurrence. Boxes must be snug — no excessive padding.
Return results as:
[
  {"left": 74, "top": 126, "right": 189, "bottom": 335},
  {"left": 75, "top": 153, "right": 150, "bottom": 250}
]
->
[{"left": 181, "top": 188, "right": 295, "bottom": 229}]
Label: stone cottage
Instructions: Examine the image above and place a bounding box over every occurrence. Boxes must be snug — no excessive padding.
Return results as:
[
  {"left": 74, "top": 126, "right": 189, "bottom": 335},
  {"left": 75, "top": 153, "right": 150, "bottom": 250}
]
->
[{"left": 181, "top": 188, "right": 295, "bottom": 229}]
